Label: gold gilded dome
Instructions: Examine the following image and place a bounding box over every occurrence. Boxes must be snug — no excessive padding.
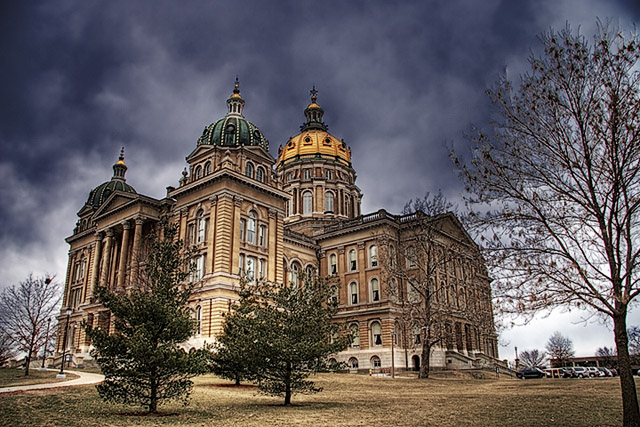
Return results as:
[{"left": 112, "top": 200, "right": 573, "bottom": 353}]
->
[
  {"left": 278, "top": 130, "right": 351, "bottom": 165},
  {"left": 277, "top": 86, "right": 351, "bottom": 166}
]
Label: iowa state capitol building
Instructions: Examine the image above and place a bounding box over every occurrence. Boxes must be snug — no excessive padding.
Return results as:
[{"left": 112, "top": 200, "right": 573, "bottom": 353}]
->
[{"left": 55, "top": 81, "right": 499, "bottom": 372}]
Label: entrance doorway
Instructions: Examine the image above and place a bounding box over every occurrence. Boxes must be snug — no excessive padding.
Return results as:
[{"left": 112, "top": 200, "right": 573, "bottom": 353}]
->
[{"left": 412, "top": 355, "right": 420, "bottom": 371}]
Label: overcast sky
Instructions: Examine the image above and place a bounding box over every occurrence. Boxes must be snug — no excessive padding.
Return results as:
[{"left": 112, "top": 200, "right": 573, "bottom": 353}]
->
[{"left": 1, "top": 0, "right": 639, "bottom": 363}]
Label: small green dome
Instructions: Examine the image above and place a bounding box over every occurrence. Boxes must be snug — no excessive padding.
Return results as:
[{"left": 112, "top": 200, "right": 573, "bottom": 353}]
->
[
  {"left": 86, "top": 179, "right": 137, "bottom": 208},
  {"left": 86, "top": 148, "right": 137, "bottom": 208},
  {"left": 196, "top": 78, "right": 269, "bottom": 151},
  {"left": 197, "top": 116, "right": 268, "bottom": 150}
]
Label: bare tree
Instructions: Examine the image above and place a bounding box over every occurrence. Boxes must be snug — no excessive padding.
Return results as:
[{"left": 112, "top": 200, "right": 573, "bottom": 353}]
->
[
  {"left": 519, "top": 349, "right": 546, "bottom": 368},
  {"left": 0, "top": 331, "right": 15, "bottom": 367},
  {"left": 379, "top": 191, "right": 495, "bottom": 378},
  {"left": 628, "top": 326, "right": 640, "bottom": 356},
  {"left": 453, "top": 22, "right": 640, "bottom": 425},
  {"left": 545, "top": 332, "right": 575, "bottom": 367},
  {"left": 0, "top": 275, "right": 61, "bottom": 375},
  {"left": 596, "top": 346, "right": 617, "bottom": 369}
]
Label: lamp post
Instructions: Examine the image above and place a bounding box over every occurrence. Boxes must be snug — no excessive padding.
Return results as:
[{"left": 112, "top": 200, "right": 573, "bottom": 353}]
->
[
  {"left": 39, "top": 317, "right": 51, "bottom": 370},
  {"left": 57, "top": 307, "right": 72, "bottom": 379},
  {"left": 391, "top": 331, "right": 396, "bottom": 379}
]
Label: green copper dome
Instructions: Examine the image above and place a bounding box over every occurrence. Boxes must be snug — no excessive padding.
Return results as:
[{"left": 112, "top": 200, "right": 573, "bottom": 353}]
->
[
  {"left": 196, "top": 79, "right": 269, "bottom": 151},
  {"left": 86, "top": 149, "right": 137, "bottom": 208}
]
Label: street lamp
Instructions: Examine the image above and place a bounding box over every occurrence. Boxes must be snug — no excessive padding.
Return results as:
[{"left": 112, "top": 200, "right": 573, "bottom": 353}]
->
[
  {"left": 57, "top": 307, "right": 72, "bottom": 379},
  {"left": 40, "top": 317, "right": 51, "bottom": 370},
  {"left": 391, "top": 331, "right": 396, "bottom": 379}
]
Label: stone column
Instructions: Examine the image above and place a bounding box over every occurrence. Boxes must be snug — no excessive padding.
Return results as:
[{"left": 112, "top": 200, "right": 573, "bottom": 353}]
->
[
  {"left": 100, "top": 229, "right": 114, "bottom": 287},
  {"left": 231, "top": 197, "right": 243, "bottom": 275},
  {"left": 116, "top": 221, "right": 131, "bottom": 290},
  {"left": 207, "top": 198, "right": 217, "bottom": 275},
  {"left": 214, "top": 194, "right": 234, "bottom": 273},
  {"left": 268, "top": 209, "right": 277, "bottom": 281},
  {"left": 63, "top": 251, "right": 76, "bottom": 308},
  {"left": 88, "top": 232, "right": 103, "bottom": 298},
  {"left": 130, "top": 217, "right": 144, "bottom": 285}
]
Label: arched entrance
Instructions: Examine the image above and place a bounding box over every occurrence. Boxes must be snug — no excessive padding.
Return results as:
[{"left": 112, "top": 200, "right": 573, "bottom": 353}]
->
[{"left": 412, "top": 355, "right": 420, "bottom": 371}]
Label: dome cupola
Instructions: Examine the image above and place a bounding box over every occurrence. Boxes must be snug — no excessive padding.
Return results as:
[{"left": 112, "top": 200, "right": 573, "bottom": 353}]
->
[
  {"left": 277, "top": 87, "right": 351, "bottom": 166},
  {"left": 196, "top": 78, "right": 269, "bottom": 151},
  {"left": 86, "top": 148, "right": 137, "bottom": 208}
]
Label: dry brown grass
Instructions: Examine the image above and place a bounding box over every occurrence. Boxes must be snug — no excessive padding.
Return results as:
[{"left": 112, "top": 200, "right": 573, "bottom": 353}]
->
[
  {"left": 0, "top": 368, "right": 78, "bottom": 387},
  {"left": 0, "top": 372, "right": 632, "bottom": 426}
]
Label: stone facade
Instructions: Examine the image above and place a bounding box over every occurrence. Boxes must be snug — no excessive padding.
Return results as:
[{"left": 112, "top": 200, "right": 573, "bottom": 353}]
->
[{"left": 55, "top": 82, "right": 500, "bottom": 372}]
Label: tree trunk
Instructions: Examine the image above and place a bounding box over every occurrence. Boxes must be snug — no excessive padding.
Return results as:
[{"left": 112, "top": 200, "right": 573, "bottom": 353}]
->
[
  {"left": 419, "top": 341, "right": 430, "bottom": 379},
  {"left": 613, "top": 311, "right": 640, "bottom": 427},
  {"left": 24, "top": 349, "right": 32, "bottom": 376},
  {"left": 284, "top": 362, "right": 292, "bottom": 405},
  {"left": 235, "top": 374, "right": 240, "bottom": 386},
  {"left": 149, "top": 377, "right": 158, "bottom": 413}
]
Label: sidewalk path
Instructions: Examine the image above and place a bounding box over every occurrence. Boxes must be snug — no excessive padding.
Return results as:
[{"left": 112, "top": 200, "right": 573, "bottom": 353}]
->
[{"left": 0, "top": 369, "right": 104, "bottom": 394}]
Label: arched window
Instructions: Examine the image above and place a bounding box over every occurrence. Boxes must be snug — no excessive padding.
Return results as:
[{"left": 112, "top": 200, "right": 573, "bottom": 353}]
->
[
  {"left": 247, "top": 211, "right": 256, "bottom": 244},
  {"left": 370, "top": 355, "right": 381, "bottom": 368},
  {"left": 256, "top": 167, "right": 264, "bottom": 183},
  {"left": 197, "top": 210, "right": 207, "bottom": 243},
  {"left": 325, "top": 191, "right": 334, "bottom": 213},
  {"left": 349, "top": 249, "right": 357, "bottom": 271},
  {"left": 289, "top": 263, "right": 300, "bottom": 288},
  {"left": 369, "top": 245, "right": 378, "bottom": 268},
  {"left": 348, "top": 357, "right": 359, "bottom": 369},
  {"left": 204, "top": 161, "right": 211, "bottom": 175},
  {"left": 371, "top": 278, "right": 380, "bottom": 302},
  {"left": 350, "top": 282, "right": 358, "bottom": 305},
  {"left": 407, "top": 246, "right": 417, "bottom": 268},
  {"left": 245, "top": 162, "right": 255, "bottom": 179},
  {"left": 351, "top": 324, "right": 360, "bottom": 348},
  {"left": 196, "top": 306, "right": 202, "bottom": 335},
  {"left": 302, "top": 191, "right": 313, "bottom": 215},
  {"left": 195, "top": 166, "right": 202, "bottom": 179},
  {"left": 329, "top": 253, "right": 337, "bottom": 275},
  {"left": 371, "top": 322, "right": 382, "bottom": 346}
]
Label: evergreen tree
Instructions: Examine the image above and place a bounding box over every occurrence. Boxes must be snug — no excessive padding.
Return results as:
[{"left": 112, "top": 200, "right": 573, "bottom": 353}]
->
[
  {"left": 85, "top": 220, "right": 209, "bottom": 413},
  {"left": 219, "top": 274, "right": 350, "bottom": 405}
]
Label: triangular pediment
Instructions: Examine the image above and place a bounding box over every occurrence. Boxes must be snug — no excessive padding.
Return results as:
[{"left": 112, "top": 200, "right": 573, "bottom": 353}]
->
[
  {"left": 93, "top": 191, "right": 140, "bottom": 218},
  {"left": 432, "top": 212, "right": 477, "bottom": 248}
]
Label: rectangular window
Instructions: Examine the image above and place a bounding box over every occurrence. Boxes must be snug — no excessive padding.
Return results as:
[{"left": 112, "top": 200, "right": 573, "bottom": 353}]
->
[
  {"left": 259, "top": 225, "right": 266, "bottom": 246},
  {"left": 259, "top": 259, "right": 266, "bottom": 279},
  {"left": 304, "top": 169, "right": 311, "bottom": 180},
  {"left": 246, "top": 257, "right": 256, "bottom": 282},
  {"left": 239, "top": 254, "right": 244, "bottom": 276},
  {"left": 240, "top": 219, "right": 246, "bottom": 242}
]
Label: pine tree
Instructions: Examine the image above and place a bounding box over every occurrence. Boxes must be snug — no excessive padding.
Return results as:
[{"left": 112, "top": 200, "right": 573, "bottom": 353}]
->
[
  {"left": 218, "top": 274, "right": 350, "bottom": 405},
  {"left": 85, "top": 220, "right": 209, "bottom": 413}
]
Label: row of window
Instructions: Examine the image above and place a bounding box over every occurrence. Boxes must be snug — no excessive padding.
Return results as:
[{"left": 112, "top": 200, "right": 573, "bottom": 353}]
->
[
  {"left": 349, "top": 321, "right": 384, "bottom": 348},
  {"left": 287, "top": 169, "right": 335, "bottom": 182},
  {"left": 192, "top": 161, "right": 267, "bottom": 184},
  {"left": 239, "top": 254, "right": 267, "bottom": 282},
  {"left": 327, "top": 245, "right": 378, "bottom": 274},
  {"left": 239, "top": 211, "right": 267, "bottom": 246},
  {"left": 244, "top": 162, "right": 266, "bottom": 183},
  {"left": 347, "top": 279, "right": 380, "bottom": 305}
]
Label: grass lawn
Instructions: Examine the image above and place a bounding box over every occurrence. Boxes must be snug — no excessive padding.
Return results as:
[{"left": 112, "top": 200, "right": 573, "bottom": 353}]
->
[
  {"left": 0, "top": 372, "right": 633, "bottom": 426},
  {"left": 0, "top": 368, "right": 79, "bottom": 387}
]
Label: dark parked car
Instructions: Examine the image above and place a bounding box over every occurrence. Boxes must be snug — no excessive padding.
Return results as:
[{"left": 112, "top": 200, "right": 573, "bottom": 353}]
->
[{"left": 516, "top": 367, "right": 546, "bottom": 379}]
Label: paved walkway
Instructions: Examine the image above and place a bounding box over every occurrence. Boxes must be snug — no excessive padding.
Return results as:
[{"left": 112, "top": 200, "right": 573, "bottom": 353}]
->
[{"left": 0, "top": 369, "right": 104, "bottom": 394}]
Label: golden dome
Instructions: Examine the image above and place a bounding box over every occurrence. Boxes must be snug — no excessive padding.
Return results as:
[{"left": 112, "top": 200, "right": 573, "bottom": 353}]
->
[{"left": 277, "top": 130, "right": 351, "bottom": 166}]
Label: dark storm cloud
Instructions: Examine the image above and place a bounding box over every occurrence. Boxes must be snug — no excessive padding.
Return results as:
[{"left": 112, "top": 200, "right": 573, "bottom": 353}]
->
[{"left": 1, "top": 0, "right": 638, "bottom": 358}]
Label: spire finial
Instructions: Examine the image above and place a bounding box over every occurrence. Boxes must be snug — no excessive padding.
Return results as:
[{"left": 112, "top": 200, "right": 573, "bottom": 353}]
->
[
  {"left": 310, "top": 84, "right": 318, "bottom": 103},
  {"left": 233, "top": 76, "right": 240, "bottom": 95},
  {"left": 119, "top": 146, "right": 125, "bottom": 162}
]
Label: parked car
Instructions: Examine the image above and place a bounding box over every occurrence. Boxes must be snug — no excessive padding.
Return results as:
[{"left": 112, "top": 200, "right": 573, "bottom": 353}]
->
[
  {"left": 572, "top": 367, "right": 589, "bottom": 378},
  {"left": 516, "top": 367, "right": 546, "bottom": 379},
  {"left": 587, "top": 367, "right": 604, "bottom": 377},
  {"left": 609, "top": 368, "right": 618, "bottom": 376},
  {"left": 598, "top": 367, "right": 612, "bottom": 377}
]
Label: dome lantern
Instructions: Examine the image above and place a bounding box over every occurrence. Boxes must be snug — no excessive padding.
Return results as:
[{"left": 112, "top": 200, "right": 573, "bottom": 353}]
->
[
  {"left": 85, "top": 148, "right": 137, "bottom": 208},
  {"left": 301, "top": 85, "right": 327, "bottom": 132},
  {"left": 226, "top": 76, "right": 245, "bottom": 117}
]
